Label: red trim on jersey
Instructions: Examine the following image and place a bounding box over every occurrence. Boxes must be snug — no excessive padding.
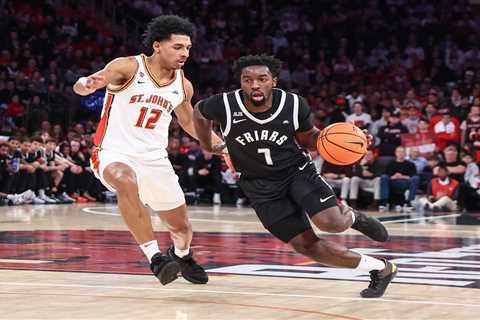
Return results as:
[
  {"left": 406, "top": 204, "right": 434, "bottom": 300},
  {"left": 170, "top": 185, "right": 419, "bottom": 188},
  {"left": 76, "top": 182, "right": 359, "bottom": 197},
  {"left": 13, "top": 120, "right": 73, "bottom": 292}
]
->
[
  {"left": 93, "top": 93, "right": 115, "bottom": 147},
  {"left": 91, "top": 147, "right": 100, "bottom": 176}
]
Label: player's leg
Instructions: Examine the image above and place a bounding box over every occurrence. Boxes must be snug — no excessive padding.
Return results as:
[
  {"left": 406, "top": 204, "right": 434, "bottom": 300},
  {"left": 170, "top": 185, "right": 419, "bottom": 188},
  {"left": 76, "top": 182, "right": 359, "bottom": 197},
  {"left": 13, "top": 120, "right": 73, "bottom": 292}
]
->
[
  {"left": 155, "top": 204, "right": 208, "bottom": 284},
  {"left": 100, "top": 160, "right": 180, "bottom": 285},
  {"left": 291, "top": 166, "right": 388, "bottom": 242},
  {"left": 258, "top": 204, "right": 396, "bottom": 298},
  {"left": 137, "top": 158, "right": 208, "bottom": 284}
]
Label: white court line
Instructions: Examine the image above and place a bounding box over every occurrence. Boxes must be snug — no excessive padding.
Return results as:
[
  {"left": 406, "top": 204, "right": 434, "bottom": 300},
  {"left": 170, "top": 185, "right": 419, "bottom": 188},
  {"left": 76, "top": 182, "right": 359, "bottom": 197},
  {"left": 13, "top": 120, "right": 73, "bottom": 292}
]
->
[
  {"left": 382, "top": 214, "right": 461, "bottom": 224},
  {"left": 0, "top": 281, "right": 479, "bottom": 308},
  {"left": 0, "top": 259, "right": 51, "bottom": 264},
  {"left": 81, "top": 207, "right": 259, "bottom": 225},
  {"left": 82, "top": 207, "right": 472, "bottom": 230}
]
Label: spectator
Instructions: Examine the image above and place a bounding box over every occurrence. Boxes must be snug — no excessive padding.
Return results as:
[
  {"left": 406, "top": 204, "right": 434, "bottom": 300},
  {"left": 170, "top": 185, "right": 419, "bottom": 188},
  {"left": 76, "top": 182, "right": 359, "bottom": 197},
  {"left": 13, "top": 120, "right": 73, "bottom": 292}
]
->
[
  {"left": 346, "top": 102, "right": 372, "bottom": 131},
  {"left": 460, "top": 105, "right": 480, "bottom": 160},
  {"left": 348, "top": 150, "right": 382, "bottom": 209},
  {"left": 380, "top": 146, "right": 419, "bottom": 211},
  {"left": 408, "top": 146, "right": 428, "bottom": 174},
  {"left": 369, "top": 107, "right": 391, "bottom": 146},
  {"left": 377, "top": 110, "right": 409, "bottom": 157},
  {"left": 433, "top": 110, "right": 460, "bottom": 150},
  {"left": 321, "top": 161, "right": 351, "bottom": 201},
  {"left": 402, "top": 105, "right": 420, "bottom": 133},
  {"left": 437, "top": 145, "right": 466, "bottom": 183},
  {"left": 192, "top": 150, "right": 222, "bottom": 204},
  {"left": 418, "top": 165, "right": 459, "bottom": 212}
]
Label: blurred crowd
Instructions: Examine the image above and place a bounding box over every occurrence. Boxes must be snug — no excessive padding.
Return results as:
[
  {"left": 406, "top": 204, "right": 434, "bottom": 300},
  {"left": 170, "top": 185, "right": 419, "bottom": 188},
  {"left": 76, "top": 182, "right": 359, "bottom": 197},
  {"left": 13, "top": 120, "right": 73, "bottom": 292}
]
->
[{"left": 2, "top": 0, "right": 480, "bottom": 211}]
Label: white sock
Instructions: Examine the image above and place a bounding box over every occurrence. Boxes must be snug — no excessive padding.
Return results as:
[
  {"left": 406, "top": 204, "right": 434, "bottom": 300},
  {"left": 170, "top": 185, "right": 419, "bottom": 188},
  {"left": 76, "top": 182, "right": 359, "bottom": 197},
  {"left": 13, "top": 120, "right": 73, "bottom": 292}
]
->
[
  {"left": 355, "top": 254, "right": 386, "bottom": 272},
  {"left": 174, "top": 246, "right": 190, "bottom": 258},
  {"left": 139, "top": 240, "right": 160, "bottom": 263}
]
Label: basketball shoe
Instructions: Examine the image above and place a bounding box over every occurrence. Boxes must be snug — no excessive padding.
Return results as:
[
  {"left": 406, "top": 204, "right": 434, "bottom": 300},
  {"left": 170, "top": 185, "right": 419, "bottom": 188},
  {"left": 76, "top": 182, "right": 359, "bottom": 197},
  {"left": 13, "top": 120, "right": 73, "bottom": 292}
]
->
[
  {"left": 351, "top": 209, "right": 389, "bottom": 242},
  {"left": 361, "top": 259, "right": 397, "bottom": 298},
  {"left": 167, "top": 246, "right": 208, "bottom": 284},
  {"left": 150, "top": 253, "right": 181, "bottom": 285}
]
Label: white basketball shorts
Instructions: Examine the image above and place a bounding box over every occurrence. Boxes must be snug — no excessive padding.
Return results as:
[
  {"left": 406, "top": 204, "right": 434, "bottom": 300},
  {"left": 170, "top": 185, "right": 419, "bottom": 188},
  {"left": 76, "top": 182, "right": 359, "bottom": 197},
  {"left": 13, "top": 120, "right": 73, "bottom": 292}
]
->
[{"left": 90, "top": 148, "right": 185, "bottom": 211}]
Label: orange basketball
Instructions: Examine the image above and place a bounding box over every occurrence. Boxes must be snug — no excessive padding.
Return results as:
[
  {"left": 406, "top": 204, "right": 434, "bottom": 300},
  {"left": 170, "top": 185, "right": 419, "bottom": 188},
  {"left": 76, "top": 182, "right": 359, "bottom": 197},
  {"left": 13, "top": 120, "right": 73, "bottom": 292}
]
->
[{"left": 317, "top": 122, "right": 368, "bottom": 165}]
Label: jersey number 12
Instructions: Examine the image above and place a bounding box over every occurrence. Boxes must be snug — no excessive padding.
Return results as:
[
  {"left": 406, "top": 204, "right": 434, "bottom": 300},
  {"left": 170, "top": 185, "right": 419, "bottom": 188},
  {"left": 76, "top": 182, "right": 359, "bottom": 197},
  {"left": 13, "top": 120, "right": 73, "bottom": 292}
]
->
[{"left": 135, "top": 107, "right": 162, "bottom": 129}]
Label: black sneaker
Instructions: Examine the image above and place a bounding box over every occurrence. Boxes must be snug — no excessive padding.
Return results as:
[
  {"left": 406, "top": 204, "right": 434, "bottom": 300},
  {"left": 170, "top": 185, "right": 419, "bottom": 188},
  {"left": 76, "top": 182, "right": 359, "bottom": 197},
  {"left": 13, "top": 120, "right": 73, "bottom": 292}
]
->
[
  {"left": 167, "top": 246, "right": 208, "bottom": 284},
  {"left": 150, "top": 253, "right": 181, "bottom": 285},
  {"left": 351, "top": 210, "right": 389, "bottom": 242},
  {"left": 360, "top": 260, "right": 398, "bottom": 298}
]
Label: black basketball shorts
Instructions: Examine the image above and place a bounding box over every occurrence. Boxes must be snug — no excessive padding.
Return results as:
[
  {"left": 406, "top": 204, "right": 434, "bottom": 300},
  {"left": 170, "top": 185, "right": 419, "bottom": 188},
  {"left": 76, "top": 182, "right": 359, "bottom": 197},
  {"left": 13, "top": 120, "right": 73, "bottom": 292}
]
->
[{"left": 238, "top": 163, "right": 338, "bottom": 243}]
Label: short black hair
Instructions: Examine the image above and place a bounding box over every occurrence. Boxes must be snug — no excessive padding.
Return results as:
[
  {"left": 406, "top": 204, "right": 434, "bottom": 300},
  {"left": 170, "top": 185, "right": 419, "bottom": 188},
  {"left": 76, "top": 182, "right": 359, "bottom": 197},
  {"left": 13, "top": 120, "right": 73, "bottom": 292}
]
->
[
  {"left": 142, "top": 15, "right": 195, "bottom": 48},
  {"left": 232, "top": 55, "right": 282, "bottom": 80}
]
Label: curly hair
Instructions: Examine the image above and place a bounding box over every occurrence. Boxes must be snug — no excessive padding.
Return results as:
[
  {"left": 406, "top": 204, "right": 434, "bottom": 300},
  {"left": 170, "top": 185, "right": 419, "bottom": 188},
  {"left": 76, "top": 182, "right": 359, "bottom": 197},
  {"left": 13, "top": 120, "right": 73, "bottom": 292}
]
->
[
  {"left": 142, "top": 15, "right": 195, "bottom": 48},
  {"left": 232, "top": 55, "right": 282, "bottom": 80}
]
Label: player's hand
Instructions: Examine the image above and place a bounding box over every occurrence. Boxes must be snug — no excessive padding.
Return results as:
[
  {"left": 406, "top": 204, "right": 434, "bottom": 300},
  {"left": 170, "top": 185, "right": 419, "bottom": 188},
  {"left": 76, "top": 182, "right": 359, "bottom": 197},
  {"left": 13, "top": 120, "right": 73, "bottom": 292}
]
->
[{"left": 76, "top": 75, "right": 105, "bottom": 95}]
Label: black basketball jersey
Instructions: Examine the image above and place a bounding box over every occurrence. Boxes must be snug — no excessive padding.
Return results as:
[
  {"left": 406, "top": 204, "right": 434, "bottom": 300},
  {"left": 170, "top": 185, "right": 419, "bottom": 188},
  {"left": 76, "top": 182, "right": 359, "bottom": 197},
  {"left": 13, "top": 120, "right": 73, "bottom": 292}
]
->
[{"left": 198, "top": 88, "right": 314, "bottom": 179}]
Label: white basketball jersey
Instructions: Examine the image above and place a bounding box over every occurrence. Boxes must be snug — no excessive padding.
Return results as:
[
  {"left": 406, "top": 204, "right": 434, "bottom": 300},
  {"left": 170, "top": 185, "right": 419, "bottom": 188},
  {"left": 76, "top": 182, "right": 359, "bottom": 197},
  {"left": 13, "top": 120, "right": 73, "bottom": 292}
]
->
[{"left": 94, "top": 54, "right": 185, "bottom": 159}]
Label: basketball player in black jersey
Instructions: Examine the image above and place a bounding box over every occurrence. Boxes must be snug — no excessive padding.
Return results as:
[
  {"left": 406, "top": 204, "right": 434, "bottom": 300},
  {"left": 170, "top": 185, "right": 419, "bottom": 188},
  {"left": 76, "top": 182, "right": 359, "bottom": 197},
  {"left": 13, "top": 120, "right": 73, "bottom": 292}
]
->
[{"left": 193, "top": 55, "right": 397, "bottom": 298}]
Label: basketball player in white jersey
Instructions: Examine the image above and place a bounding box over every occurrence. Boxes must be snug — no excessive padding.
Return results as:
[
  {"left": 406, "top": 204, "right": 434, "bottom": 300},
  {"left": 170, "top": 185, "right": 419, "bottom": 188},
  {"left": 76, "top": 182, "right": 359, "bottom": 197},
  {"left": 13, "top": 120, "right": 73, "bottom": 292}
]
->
[{"left": 73, "top": 15, "right": 223, "bottom": 285}]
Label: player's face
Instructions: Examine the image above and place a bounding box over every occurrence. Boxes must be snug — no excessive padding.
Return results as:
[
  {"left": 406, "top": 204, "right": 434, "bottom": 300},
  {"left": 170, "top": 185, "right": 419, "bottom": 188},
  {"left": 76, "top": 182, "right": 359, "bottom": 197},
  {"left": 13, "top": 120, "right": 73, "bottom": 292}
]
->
[
  {"left": 240, "top": 66, "right": 277, "bottom": 107},
  {"left": 154, "top": 34, "right": 192, "bottom": 70}
]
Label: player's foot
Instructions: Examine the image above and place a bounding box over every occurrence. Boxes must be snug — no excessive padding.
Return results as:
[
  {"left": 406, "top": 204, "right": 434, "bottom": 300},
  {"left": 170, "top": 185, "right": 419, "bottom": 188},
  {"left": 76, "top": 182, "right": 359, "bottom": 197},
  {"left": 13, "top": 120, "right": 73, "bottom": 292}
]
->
[
  {"left": 361, "top": 260, "right": 397, "bottom": 298},
  {"left": 150, "top": 252, "right": 181, "bottom": 285},
  {"left": 351, "top": 210, "right": 389, "bottom": 242},
  {"left": 167, "top": 245, "right": 208, "bottom": 284}
]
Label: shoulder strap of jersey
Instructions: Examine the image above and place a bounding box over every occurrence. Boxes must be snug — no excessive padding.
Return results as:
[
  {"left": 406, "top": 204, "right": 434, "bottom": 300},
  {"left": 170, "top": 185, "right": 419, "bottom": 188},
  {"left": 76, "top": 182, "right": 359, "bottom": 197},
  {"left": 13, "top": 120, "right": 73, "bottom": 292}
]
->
[
  {"left": 291, "top": 92, "right": 300, "bottom": 131},
  {"left": 222, "top": 91, "right": 234, "bottom": 136}
]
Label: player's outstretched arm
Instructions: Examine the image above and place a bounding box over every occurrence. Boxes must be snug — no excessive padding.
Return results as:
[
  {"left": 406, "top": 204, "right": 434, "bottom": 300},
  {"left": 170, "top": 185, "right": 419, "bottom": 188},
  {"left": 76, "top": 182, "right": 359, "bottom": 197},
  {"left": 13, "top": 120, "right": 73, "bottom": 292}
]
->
[{"left": 73, "top": 57, "right": 137, "bottom": 96}]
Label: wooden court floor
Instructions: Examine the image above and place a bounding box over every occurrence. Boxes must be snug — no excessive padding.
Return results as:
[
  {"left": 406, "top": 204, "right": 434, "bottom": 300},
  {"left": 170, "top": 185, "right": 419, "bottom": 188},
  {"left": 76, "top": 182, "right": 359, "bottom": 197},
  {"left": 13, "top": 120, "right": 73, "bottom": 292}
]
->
[{"left": 0, "top": 203, "right": 479, "bottom": 319}]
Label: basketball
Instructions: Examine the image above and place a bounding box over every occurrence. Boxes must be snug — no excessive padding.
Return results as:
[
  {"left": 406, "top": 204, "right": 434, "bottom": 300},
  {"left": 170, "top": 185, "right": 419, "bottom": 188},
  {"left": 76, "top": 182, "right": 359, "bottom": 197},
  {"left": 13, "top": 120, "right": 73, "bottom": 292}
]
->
[{"left": 317, "top": 122, "right": 368, "bottom": 165}]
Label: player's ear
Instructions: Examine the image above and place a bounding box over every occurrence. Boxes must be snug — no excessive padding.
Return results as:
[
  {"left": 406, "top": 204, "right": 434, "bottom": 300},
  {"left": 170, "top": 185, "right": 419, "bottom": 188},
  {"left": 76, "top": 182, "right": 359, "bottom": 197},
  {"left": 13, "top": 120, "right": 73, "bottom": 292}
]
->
[
  {"left": 272, "top": 77, "right": 278, "bottom": 87},
  {"left": 152, "top": 41, "right": 161, "bottom": 53}
]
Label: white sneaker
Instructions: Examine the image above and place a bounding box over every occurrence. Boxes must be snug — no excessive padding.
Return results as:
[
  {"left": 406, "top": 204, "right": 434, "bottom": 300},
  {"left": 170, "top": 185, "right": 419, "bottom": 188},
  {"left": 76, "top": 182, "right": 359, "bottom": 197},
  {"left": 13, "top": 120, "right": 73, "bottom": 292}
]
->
[
  {"left": 20, "top": 190, "right": 36, "bottom": 204},
  {"left": 236, "top": 198, "right": 246, "bottom": 206},
  {"left": 378, "top": 205, "right": 389, "bottom": 212},
  {"left": 32, "top": 196, "right": 45, "bottom": 204},
  {"left": 394, "top": 205, "right": 403, "bottom": 213},
  {"left": 39, "top": 194, "right": 57, "bottom": 204},
  {"left": 6, "top": 194, "right": 24, "bottom": 205},
  {"left": 213, "top": 193, "right": 221, "bottom": 204},
  {"left": 61, "top": 192, "right": 75, "bottom": 202}
]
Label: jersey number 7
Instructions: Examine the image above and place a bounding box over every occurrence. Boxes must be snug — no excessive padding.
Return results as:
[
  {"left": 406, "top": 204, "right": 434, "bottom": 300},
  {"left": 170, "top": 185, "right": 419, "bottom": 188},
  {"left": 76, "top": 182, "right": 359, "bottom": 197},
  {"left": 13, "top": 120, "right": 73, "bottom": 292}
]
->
[{"left": 135, "top": 107, "right": 162, "bottom": 129}]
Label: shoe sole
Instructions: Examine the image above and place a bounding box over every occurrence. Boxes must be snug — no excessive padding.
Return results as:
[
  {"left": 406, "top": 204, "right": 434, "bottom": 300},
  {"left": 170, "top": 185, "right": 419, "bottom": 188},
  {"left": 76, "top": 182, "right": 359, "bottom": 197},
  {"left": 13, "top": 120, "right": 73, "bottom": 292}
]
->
[
  {"left": 182, "top": 272, "right": 209, "bottom": 284},
  {"left": 157, "top": 261, "right": 181, "bottom": 285}
]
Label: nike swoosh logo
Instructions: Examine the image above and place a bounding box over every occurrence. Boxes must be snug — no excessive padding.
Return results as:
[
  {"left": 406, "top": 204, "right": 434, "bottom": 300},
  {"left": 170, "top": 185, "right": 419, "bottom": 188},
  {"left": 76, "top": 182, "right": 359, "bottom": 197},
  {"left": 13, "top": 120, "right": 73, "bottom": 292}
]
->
[
  {"left": 319, "top": 195, "right": 334, "bottom": 203},
  {"left": 232, "top": 118, "right": 247, "bottom": 124},
  {"left": 298, "top": 162, "right": 309, "bottom": 170},
  {"left": 137, "top": 81, "right": 146, "bottom": 84},
  {"left": 346, "top": 141, "right": 364, "bottom": 147}
]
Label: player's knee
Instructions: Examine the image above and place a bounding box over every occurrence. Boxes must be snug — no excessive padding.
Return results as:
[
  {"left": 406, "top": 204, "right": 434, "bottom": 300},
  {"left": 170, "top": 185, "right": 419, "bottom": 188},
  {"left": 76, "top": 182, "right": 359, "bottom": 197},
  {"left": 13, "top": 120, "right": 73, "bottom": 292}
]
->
[
  {"left": 311, "top": 207, "right": 350, "bottom": 233},
  {"left": 105, "top": 168, "right": 137, "bottom": 194}
]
